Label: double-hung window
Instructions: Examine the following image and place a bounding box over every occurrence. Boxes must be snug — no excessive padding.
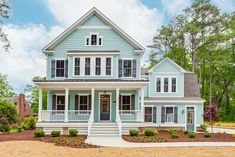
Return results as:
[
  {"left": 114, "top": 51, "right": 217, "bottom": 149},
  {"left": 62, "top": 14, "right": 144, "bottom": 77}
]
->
[
  {"left": 164, "top": 78, "right": 169, "bottom": 92},
  {"left": 166, "top": 107, "right": 174, "bottom": 122},
  {"left": 121, "top": 95, "right": 131, "bottom": 111},
  {"left": 106, "top": 57, "right": 111, "bottom": 75},
  {"left": 74, "top": 58, "right": 80, "bottom": 76},
  {"left": 145, "top": 107, "right": 157, "bottom": 123},
  {"left": 171, "top": 77, "right": 176, "bottom": 92},
  {"left": 95, "top": 58, "right": 101, "bottom": 75},
  {"left": 85, "top": 58, "right": 90, "bottom": 75},
  {"left": 85, "top": 34, "right": 102, "bottom": 46},
  {"left": 79, "top": 95, "right": 88, "bottom": 110},
  {"left": 56, "top": 60, "right": 65, "bottom": 77},
  {"left": 156, "top": 77, "right": 161, "bottom": 92},
  {"left": 123, "top": 60, "right": 132, "bottom": 77},
  {"left": 56, "top": 95, "right": 65, "bottom": 110}
]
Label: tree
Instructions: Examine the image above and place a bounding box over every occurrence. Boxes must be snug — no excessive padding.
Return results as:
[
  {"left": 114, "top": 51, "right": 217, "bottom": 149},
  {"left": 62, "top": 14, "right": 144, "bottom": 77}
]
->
[
  {"left": 25, "top": 76, "right": 47, "bottom": 113},
  {"left": 0, "top": 73, "right": 15, "bottom": 98},
  {"left": 0, "top": 100, "right": 18, "bottom": 132},
  {"left": 203, "top": 105, "right": 219, "bottom": 133},
  {"left": 0, "top": 0, "right": 10, "bottom": 51}
]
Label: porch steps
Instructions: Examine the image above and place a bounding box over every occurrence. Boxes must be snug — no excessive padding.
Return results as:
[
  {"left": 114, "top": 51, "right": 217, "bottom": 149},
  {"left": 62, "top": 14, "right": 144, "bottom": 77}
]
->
[{"left": 89, "top": 122, "right": 119, "bottom": 137}]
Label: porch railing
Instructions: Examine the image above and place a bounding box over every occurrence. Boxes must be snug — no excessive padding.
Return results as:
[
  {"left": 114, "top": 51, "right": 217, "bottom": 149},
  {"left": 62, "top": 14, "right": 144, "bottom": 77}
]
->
[
  {"left": 87, "top": 110, "right": 94, "bottom": 136},
  {"left": 116, "top": 112, "right": 122, "bottom": 136},
  {"left": 119, "top": 110, "right": 141, "bottom": 122},
  {"left": 41, "top": 110, "right": 91, "bottom": 122}
]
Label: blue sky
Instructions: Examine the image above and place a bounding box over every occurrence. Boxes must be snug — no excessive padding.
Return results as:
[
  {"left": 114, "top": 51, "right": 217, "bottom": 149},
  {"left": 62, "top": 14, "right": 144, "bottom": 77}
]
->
[{"left": 1, "top": 0, "right": 234, "bottom": 93}]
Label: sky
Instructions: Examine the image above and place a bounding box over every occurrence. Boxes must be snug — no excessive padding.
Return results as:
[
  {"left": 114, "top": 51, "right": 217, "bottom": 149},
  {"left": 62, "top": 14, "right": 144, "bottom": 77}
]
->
[{"left": 0, "top": 0, "right": 234, "bottom": 94}]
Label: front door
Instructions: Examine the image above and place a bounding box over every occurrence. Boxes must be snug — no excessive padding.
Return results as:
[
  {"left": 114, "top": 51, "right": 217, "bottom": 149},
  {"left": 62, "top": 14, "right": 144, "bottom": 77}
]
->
[
  {"left": 100, "top": 94, "right": 110, "bottom": 121},
  {"left": 186, "top": 107, "right": 195, "bottom": 131}
]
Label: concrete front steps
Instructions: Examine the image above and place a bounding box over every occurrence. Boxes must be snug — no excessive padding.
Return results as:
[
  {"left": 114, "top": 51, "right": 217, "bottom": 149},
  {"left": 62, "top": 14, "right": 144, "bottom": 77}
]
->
[{"left": 89, "top": 122, "right": 120, "bottom": 137}]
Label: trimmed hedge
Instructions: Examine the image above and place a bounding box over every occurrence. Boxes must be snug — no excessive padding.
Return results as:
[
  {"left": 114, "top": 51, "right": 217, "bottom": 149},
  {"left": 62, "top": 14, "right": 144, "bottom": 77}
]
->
[
  {"left": 51, "top": 130, "right": 61, "bottom": 137},
  {"left": 69, "top": 129, "right": 79, "bottom": 137},
  {"left": 144, "top": 129, "right": 158, "bottom": 137},
  {"left": 34, "top": 130, "right": 45, "bottom": 137},
  {"left": 129, "top": 129, "right": 139, "bottom": 136}
]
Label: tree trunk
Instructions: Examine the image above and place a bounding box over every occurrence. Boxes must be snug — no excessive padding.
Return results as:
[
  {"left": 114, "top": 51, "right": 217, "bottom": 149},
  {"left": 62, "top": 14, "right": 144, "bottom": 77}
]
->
[
  {"left": 209, "top": 50, "right": 213, "bottom": 105},
  {"left": 191, "top": 35, "right": 196, "bottom": 72}
]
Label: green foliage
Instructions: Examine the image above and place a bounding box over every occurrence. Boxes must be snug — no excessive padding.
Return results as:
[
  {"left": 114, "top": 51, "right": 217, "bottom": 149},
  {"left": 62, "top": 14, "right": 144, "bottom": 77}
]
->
[
  {"left": 22, "top": 117, "right": 36, "bottom": 130},
  {"left": 129, "top": 129, "right": 139, "bottom": 136},
  {"left": 171, "top": 132, "right": 179, "bottom": 138},
  {"left": 0, "top": 74, "right": 15, "bottom": 97},
  {"left": 144, "top": 129, "right": 158, "bottom": 137},
  {"left": 69, "top": 129, "right": 79, "bottom": 137},
  {"left": 169, "top": 130, "right": 177, "bottom": 135},
  {"left": 200, "top": 124, "right": 207, "bottom": 132},
  {"left": 51, "top": 130, "right": 61, "bottom": 137},
  {"left": 163, "top": 128, "right": 171, "bottom": 132},
  {"left": 184, "top": 130, "right": 189, "bottom": 134},
  {"left": 0, "top": 100, "right": 18, "bottom": 132},
  {"left": 204, "top": 131, "right": 211, "bottom": 138},
  {"left": 188, "top": 132, "right": 196, "bottom": 138},
  {"left": 16, "top": 126, "right": 23, "bottom": 132},
  {"left": 34, "top": 130, "right": 45, "bottom": 137}
]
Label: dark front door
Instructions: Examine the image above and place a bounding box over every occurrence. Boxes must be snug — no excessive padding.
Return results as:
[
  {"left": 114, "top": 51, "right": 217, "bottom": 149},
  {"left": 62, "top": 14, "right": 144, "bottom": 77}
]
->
[{"left": 100, "top": 94, "right": 110, "bottom": 121}]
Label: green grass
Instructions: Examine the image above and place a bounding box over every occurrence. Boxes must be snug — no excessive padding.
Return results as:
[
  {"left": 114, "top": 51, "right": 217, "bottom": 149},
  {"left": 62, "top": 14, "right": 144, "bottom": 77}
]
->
[{"left": 9, "top": 128, "right": 18, "bottom": 133}]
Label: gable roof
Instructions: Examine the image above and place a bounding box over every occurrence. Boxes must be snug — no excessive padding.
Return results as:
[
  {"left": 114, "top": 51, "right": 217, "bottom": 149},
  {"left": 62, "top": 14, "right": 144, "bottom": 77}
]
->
[
  {"left": 148, "top": 57, "right": 186, "bottom": 73},
  {"left": 43, "top": 7, "right": 145, "bottom": 54}
]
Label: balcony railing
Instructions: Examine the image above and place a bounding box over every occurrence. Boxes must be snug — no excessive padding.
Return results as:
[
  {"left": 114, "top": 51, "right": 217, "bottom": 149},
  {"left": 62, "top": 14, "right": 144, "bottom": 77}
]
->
[
  {"left": 41, "top": 110, "right": 91, "bottom": 122},
  {"left": 119, "top": 110, "right": 141, "bottom": 122}
]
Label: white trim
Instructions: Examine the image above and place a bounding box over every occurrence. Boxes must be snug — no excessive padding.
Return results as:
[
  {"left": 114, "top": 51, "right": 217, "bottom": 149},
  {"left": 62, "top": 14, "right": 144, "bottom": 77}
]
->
[
  {"left": 144, "top": 106, "right": 156, "bottom": 123},
  {"left": 67, "top": 52, "right": 119, "bottom": 56},
  {"left": 121, "top": 58, "right": 135, "bottom": 78},
  {"left": 55, "top": 95, "right": 65, "bottom": 112},
  {"left": 154, "top": 76, "right": 178, "bottom": 94},
  {"left": 78, "top": 26, "right": 111, "bottom": 29},
  {"left": 144, "top": 100, "right": 205, "bottom": 103},
  {"left": 54, "top": 60, "right": 66, "bottom": 78},
  {"left": 73, "top": 57, "right": 80, "bottom": 77},
  {"left": 98, "top": 92, "right": 112, "bottom": 121},
  {"left": 43, "top": 7, "right": 145, "bottom": 53},
  {"left": 120, "top": 94, "right": 131, "bottom": 111},
  {"left": 185, "top": 105, "right": 197, "bottom": 131},
  {"left": 78, "top": 94, "right": 89, "bottom": 111},
  {"left": 163, "top": 106, "right": 177, "bottom": 123},
  {"left": 85, "top": 32, "right": 103, "bottom": 46}
]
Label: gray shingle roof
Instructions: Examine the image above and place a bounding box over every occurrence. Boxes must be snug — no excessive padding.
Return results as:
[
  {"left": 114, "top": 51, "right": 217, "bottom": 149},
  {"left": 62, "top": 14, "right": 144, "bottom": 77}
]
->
[
  {"left": 141, "top": 68, "right": 148, "bottom": 75},
  {"left": 184, "top": 73, "right": 200, "bottom": 97}
]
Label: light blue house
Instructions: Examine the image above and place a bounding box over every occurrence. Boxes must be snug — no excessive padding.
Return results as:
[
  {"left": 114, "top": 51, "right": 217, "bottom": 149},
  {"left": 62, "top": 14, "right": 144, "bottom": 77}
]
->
[{"left": 35, "top": 8, "right": 204, "bottom": 136}]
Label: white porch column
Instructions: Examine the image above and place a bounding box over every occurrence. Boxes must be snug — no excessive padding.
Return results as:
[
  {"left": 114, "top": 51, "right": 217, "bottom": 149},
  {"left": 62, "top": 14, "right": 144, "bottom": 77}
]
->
[
  {"left": 91, "top": 88, "right": 95, "bottom": 122},
  {"left": 116, "top": 88, "right": 119, "bottom": 122},
  {"left": 38, "top": 88, "right": 42, "bottom": 122},
  {"left": 140, "top": 87, "right": 145, "bottom": 122},
  {"left": 64, "top": 88, "right": 69, "bottom": 122}
]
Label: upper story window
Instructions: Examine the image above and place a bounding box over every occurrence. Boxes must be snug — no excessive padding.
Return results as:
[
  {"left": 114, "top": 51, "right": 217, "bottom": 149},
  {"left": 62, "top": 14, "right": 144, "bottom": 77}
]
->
[
  {"left": 156, "top": 77, "right": 161, "bottom": 93},
  {"left": 106, "top": 57, "right": 111, "bottom": 75},
  {"left": 74, "top": 58, "right": 80, "bottom": 76},
  {"left": 171, "top": 77, "right": 176, "bottom": 92},
  {"left": 85, "top": 33, "right": 102, "bottom": 46},
  {"left": 85, "top": 58, "right": 90, "bottom": 75},
  {"left": 155, "top": 77, "right": 177, "bottom": 93},
  {"left": 95, "top": 58, "right": 101, "bottom": 75},
  {"left": 123, "top": 60, "right": 132, "bottom": 77},
  {"left": 56, "top": 60, "right": 65, "bottom": 77},
  {"left": 164, "top": 78, "right": 169, "bottom": 92},
  {"left": 118, "top": 59, "right": 136, "bottom": 78}
]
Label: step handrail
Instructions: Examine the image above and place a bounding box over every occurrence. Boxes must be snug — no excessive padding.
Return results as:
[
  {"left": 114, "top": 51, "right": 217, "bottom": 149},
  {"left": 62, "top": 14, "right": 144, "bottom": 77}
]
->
[{"left": 116, "top": 112, "right": 122, "bottom": 136}]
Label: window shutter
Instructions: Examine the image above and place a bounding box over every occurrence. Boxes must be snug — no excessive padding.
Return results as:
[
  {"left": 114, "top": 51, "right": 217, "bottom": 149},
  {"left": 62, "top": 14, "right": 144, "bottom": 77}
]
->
[
  {"left": 153, "top": 106, "right": 157, "bottom": 123},
  {"left": 65, "top": 59, "right": 68, "bottom": 78},
  {"left": 88, "top": 95, "right": 91, "bottom": 110},
  {"left": 51, "top": 60, "right": 55, "bottom": 78},
  {"left": 131, "top": 95, "right": 135, "bottom": 110},
  {"left": 119, "top": 95, "right": 121, "bottom": 110},
  {"left": 161, "top": 106, "right": 166, "bottom": 123},
  {"left": 132, "top": 59, "right": 136, "bottom": 77},
  {"left": 174, "top": 106, "right": 178, "bottom": 123},
  {"left": 118, "top": 59, "right": 122, "bottom": 78},
  {"left": 52, "top": 95, "right": 56, "bottom": 110},
  {"left": 75, "top": 95, "right": 78, "bottom": 110}
]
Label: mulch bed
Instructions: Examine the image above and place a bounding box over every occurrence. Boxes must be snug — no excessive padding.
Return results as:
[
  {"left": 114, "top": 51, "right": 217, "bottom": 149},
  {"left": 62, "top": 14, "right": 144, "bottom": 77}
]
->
[
  {"left": 123, "top": 130, "right": 235, "bottom": 143},
  {"left": 0, "top": 130, "right": 98, "bottom": 148}
]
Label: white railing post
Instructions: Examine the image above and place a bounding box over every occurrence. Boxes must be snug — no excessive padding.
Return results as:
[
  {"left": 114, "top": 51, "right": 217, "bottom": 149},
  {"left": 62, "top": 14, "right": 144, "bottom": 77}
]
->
[
  {"left": 38, "top": 88, "right": 42, "bottom": 122},
  {"left": 91, "top": 88, "right": 95, "bottom": 122},
  {"left": 141, "top": 87, "right": 145, "bottom": 122},
  {"left": 64, "top": 88, "right": 69, "bottom": 122},
  {"left": 116, "top": 88, "right": 119, "bottom": 122}
]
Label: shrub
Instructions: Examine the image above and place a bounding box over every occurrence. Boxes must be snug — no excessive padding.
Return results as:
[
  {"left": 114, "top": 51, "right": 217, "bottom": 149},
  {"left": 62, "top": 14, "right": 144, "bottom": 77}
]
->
[
  {"left": 129, "top": 129, "right": 139, "bottom": 136},
  {"left": 188, "top": 132, "right": 196, "bottom": 138},
  {"left": 16, "top": 126, "right": 23, "bottom": 132},
  {"left": 0, "top": 124, "right": 10, "bottom": 132},
  {"left": 34, "top": 130, "right": 45, "bottom": 137},
  {"left": 204, "top": 131, "right": 211, "bottom": 138},
  {"left": 171, "top": 132, "right": 179, "bottom": 138},
  {"left": 200, "top": 124, "right": 207, "bottom": 132},
  {"left": 51, "top": 130, "right": 61, "bottom": 137},
  {"left": 144, "top": 129, "right": 158, "bottom": 137},
  {"left": 22, "top": 117, "right": 36, "bottom": 130},
  {"left": 163, "top": 128, "right": 171, "bottom": 132},
  {"left": 184, "top": 130, "right": 189, "bottom": 134},
  {"left": 170, "top": 130, "right": 177, "bottom": 135},
  {"left": 69, "top": 129, "right": 78, "bottom": 137}
]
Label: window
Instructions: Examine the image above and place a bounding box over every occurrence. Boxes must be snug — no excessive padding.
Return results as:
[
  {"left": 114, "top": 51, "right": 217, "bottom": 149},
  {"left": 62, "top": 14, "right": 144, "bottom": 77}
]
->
[
  {"left": 56, "top": 60, "right": 65, "bottom": 77},
  {"left": 145, "top": 107, "right": 157, "bottom": 123},
  {"left": 74, "top": 58, "right": 80, "bottom": 76},
  {"left": 56, "top": 96, "right": 65, "bottom": 110},
  {"left": 86, "top": 36, "right": 89, "bottom": 45},
  {"left": 99, "top": 37, "right": 102, "bottom": 45},
  {"left": 172, "top": 78, "right": 176, "bottom": 92},
  {"left": 106, "top": 58, "right": 111, "bottom": 75},
  {"left": 85, "top": 34, "right": 102, "bottom": 46},
  {"left": 79, "top": 95, "right": 88, "bottom": 110},
  {"left": 121, "top": 95, "right": 131, "bottom": 110},
  {"left": 95, "top": 58, "right": 101, "bottom": 75},
  {"left": 164, "top": 78, "right": 168, "bottom": 92},
  {"left": 166, "top": 107, "right": 173, "bottom": 122},
  {"left": 123, "top": 60, "right": 132, "bottom": 77},
  {"left": 91, "top": 34, "right": 97, "bottom": 45},
  {"left": 156, "top": 77, "right": 161, "bottom": 92},
  {"left": 85, "top": 58, "right": 90, "bottom": 75}
]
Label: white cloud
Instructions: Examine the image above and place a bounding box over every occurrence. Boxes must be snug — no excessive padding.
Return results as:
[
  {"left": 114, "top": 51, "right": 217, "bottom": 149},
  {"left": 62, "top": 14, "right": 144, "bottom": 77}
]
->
[
  {"left": 212, "top": 0, "right": 235, "bottom": 13},
  {"left": 0, "top": 24, "right": 63, "bottom": 93}
]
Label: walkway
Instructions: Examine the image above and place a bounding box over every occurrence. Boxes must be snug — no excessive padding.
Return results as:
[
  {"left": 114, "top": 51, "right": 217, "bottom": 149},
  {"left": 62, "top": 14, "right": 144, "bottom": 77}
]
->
[
  {"left": 207, "top": 128, "right": 235, "bottom": 134},
  {"left": 85, "top": 137, "right": 235, "bottom": 147}
]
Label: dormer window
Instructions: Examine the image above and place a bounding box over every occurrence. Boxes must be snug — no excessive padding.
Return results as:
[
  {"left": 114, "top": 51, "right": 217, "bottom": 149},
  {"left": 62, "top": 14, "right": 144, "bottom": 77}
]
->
[{"left": 85, "top": 33, "right": 102, "bottom": 46}]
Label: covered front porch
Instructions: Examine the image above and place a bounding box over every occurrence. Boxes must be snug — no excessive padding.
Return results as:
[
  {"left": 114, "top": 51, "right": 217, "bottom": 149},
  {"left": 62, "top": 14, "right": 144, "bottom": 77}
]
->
[{"left": 36, "top": 80, "right": 148, "bottom": 124}]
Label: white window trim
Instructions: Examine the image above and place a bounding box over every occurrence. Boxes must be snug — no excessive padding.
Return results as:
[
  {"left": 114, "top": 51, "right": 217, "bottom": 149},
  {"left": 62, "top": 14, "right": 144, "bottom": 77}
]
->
[
  {"left": 55, "top": 60, "right": 65, "bottom": 78},
  {"left": 85, "top": 32, "right": 103, "bottom": 46},
  {"left": 78, "top": 94, "right": 89, "bottom": 111},
  {"left": 73, "top": 57, "right": 80, "bottom": 76},
  {"left": 105, "top": 57, "right": 112, "bottom": 76},
  {"left": 95, "top": 57, "right": 101, "bottom": 76},
  {"left": 55, "top": 94, "right": 65, "bottom": 112},
  {"left": 155, "top": 76, "right": 178, "bottom": 94},
  {"left": 122, "top": 59, "right": 134, "bottom": 78},
  {"left": 121, "top": 94, "right": 131, "bottom": 111},
  {"left": 144, "top": 106, "right": 156, "bottom": 123},
  {"left": 84, "top": 57, "right": 91, "bottom": 76},
  {"left": 163, "top": 105, "right": 177, "bottom": 124}
]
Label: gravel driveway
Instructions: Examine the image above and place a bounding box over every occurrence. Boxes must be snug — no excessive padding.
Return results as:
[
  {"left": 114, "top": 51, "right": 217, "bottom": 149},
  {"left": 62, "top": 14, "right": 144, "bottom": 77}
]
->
[{"left": 0, "top": 141, "right": 235, "bottom": 157}]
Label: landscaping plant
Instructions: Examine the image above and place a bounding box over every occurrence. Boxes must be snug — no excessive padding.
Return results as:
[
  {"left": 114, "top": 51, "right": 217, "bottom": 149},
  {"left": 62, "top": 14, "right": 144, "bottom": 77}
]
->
[
  {"left": 184, "top": 130, "right": 189, "bottom": 134},
  {"left": 34, "top": 130, "right": 45, "bottom": 137},
  {"left": 188, "top": 132, "right": 196, "bottom": 138},
  {"left": 16, "top": 126, "right": 23, "bottom": 132},
  {"left": 144, "top": 129, "right": 158, "bottom": 136},
  {"left": 51, "top": 130, "right": 61, "bottom": 137},
  {"left": 204, "top": 131, "right": 211, "bottom": 138},
  {"left": 22, "top": 117, "right": 36, "bottom": 130},
  {"left": 69, "top": 129, "right": 79, "bottom": 137},
  {"left": 171, "top": 132, "right": 179, "bottom": 138},
  {"left": 203, "top": 105, "right": 219, "bottom": 133},
  {"left": 129, "top": 129, "right": 139, "bottom": 136}
]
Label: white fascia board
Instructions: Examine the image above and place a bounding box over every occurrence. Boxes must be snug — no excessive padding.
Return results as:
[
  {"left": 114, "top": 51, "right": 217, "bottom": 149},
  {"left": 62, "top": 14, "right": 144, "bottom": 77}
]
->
[{"left": 144, "top": 99, "right": 205, "bottom": 103}]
